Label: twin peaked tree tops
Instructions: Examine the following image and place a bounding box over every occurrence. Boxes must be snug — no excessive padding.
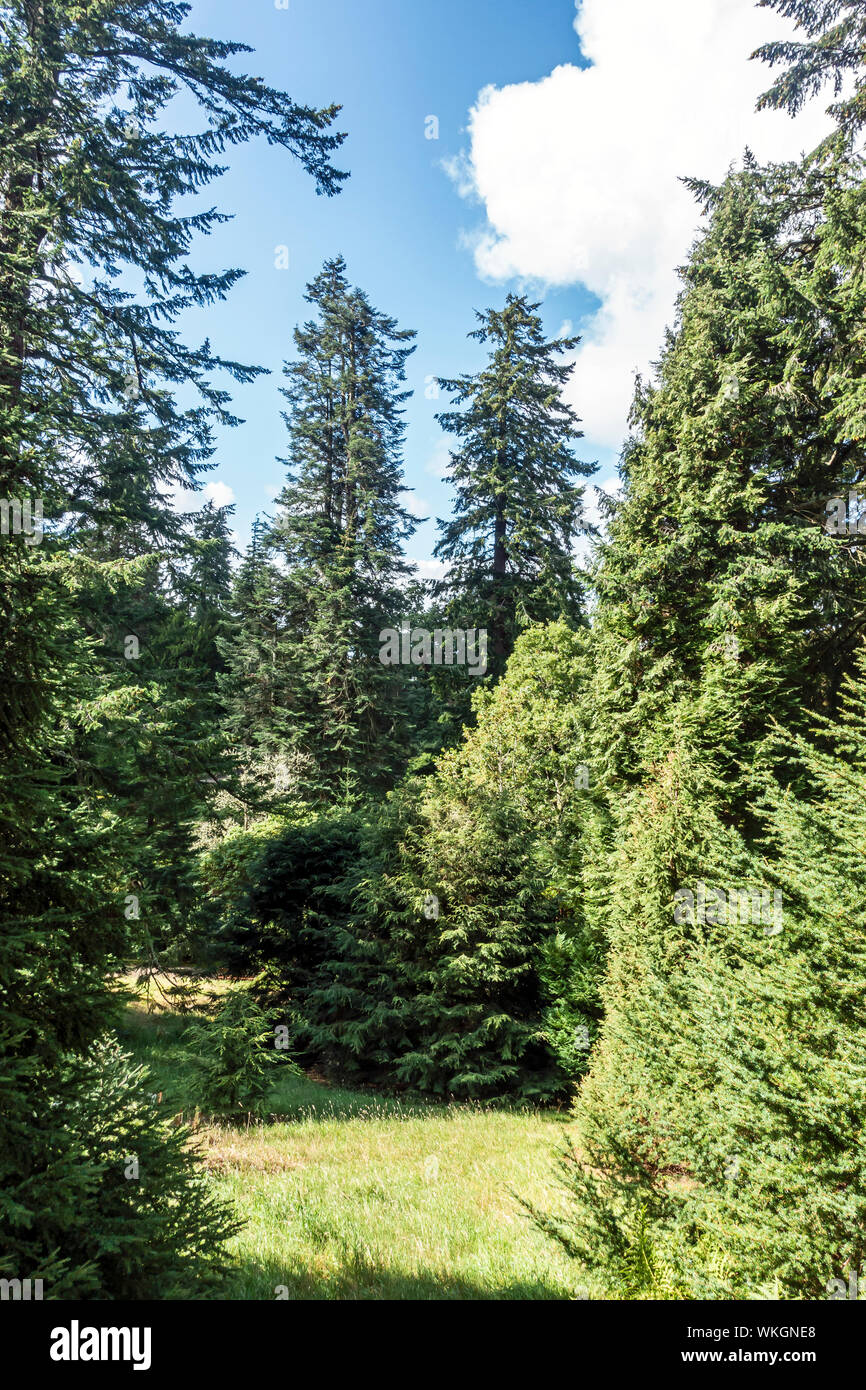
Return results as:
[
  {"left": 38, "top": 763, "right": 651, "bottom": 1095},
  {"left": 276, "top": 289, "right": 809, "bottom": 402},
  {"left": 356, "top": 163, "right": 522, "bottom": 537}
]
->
[{"left": 223, "top": 277, "right": 592, "bottom": 796}]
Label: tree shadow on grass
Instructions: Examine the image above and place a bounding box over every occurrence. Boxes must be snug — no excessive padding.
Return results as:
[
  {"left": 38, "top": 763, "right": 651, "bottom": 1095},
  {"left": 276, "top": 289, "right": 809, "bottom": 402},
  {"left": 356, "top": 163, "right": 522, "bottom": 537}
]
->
[{"left": 222, "top": 1252, "right": 574, "bottom": 1302}]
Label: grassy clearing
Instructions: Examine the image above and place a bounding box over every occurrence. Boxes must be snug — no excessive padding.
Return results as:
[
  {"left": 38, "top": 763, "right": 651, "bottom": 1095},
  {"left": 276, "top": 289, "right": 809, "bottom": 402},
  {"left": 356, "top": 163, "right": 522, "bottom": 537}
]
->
[{"left": 117, "top": 978, "right": 581, "bottom": 1300}]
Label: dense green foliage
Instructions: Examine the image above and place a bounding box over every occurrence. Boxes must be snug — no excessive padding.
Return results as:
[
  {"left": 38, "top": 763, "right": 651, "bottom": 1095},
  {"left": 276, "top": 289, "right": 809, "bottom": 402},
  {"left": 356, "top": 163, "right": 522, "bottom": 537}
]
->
[
  {"left": 4, "top": 0, "right": 866, "bottom": 1305},
  {"left": 537, "top": 662, "right": 866, "bottom": 1298},
  {"left": 529, "top": 2, "right": 866, "bottom": 1298},
  {"left": 591, "top": 157, "right": 866, "bottom": 799},
  {"left": 433, "top": 295, "right": 592, "bottom": 680},
  {"left": 184, "top": 988, "right": 288, "bottom": 1119},
  {"left": 219, "top": 257, "right": 422, "bottom": 806},
  {"left": 214, "top": 624, "right": 603, "bottom": 1100},
  {"left": 0, "top": 0, "right": 344, "bottom": 1297},
  {"left": 192, "top": 0, "right": 866, "bottom": 1298}
]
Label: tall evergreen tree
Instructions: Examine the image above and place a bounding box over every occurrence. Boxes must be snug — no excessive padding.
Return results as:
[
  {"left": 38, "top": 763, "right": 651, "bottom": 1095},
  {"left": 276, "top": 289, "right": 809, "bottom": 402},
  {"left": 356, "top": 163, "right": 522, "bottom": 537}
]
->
[
  {"left": 432, "top": 294, "right": 592, "bottom": 677},
  {"left": 542, "top": 654, "right": 866, "bottom": 1299},
  {"left": 64, "top": 499, "right": 240, "bottom": 954},
  {"left": 222, "top": 258, "right": 419, "bottom": 804},
  {"left": 589, "top": 157, "right": 866, "bottom": 804},
  {"left": 533, "top": 4, "right": 866, "bottom": 1299},
  {"left": 218, "top": 515, "right": 311, "bottom": 805},
  {"left": 0, "top": 0, "right": 345, "bottom": 1293},
  {"left": 226, "top": 622, "right": 605, "bottom": 1100}
]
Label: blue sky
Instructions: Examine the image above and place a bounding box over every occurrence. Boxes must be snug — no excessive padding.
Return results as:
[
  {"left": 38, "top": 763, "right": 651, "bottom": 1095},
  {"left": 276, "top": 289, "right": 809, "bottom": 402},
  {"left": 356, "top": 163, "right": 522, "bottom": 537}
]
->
[
  {"left": 176, "top": 0, "right": 607, "bottom": 572},
  {"left": 172, "top": 0, "right": 834, "bottom": 572}
]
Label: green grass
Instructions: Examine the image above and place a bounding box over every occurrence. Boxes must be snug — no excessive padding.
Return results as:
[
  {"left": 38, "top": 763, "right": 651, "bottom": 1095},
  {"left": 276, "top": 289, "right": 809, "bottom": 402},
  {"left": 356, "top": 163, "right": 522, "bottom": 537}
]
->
[{"left": 117, "top": 984, "right": 581, "bottom": 1300}]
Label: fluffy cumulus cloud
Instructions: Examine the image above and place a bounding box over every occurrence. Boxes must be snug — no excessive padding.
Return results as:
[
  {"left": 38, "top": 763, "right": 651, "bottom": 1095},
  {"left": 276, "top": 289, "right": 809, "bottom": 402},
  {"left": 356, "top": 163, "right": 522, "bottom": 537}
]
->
[{"left": 451, "top": 0, "right": 835, "bottom": 452}]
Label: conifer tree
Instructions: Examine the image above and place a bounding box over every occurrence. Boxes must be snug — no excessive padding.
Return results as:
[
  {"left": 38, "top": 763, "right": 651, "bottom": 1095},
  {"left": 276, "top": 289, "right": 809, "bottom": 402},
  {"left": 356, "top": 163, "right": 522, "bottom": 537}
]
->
[
  {"left": 755, "top": 0, "right": 866, "bottom": 149},
  {"left": 543, "top": 654, "right": 866, "bottom": 1298},
  {"left": 67, "top": 499, "right": 240, "bottom": 953},
  {"left": 533, "top": 11, "right": 866, "bottom": 1294},
  {"left": 218, "top": 516, "right": 311, "bottom": 803},
  {"left": 181, "top": 499, "right": 236, "bottom": 673},
  {"left": 230, "top": 623, "right": 605, "bottom": 1100},
  {"left": 381, "top": 623, "right": 603, "bottom": 1099},
  {"left": 432, "top": 295, "right": 592, "bottom": 676},
  {"left": 590, "top": 158, "right": 866, "bottom": 802},
  {"left": 0, "top": 0, "right": 345, "bottom": 1293},
  {"left": 224, "top": 258, "right": 419, "bottom": 804}
]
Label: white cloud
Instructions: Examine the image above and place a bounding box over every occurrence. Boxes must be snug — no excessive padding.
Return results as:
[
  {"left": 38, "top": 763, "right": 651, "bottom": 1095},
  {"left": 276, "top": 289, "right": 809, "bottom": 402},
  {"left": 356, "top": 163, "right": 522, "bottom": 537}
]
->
[
  {"left": 202, "top": 480, "right": 235, "bottom": 508},
  {"left": 450, "top": 0, "right": 835, "bottom": 451},
  {"left": 409, "top": 557, "right": 449, "bottom": 583},
  {"left": 163, "top": 477, "right": 236, "bottom": 513}
]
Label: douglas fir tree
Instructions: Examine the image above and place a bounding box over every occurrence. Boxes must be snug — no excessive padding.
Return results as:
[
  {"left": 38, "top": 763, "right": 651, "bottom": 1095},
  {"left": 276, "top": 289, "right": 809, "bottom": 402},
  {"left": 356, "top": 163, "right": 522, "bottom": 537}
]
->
[
  {"left": 0, "top": 0, "right": 345, "bottom": 1295},
  {"left": 432, "top": 295, "right": 592, "bottom": 679},
  {"left": 223, "top": 257, "right": 419, "bottom": 804}
]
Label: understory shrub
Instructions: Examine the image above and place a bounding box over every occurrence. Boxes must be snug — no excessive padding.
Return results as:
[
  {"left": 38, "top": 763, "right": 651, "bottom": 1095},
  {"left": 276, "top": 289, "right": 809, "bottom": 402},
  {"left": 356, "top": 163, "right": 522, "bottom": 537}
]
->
[
  {"left": 184, "top": 987, "right": 290, "bottom": 1119},
  {"left": 206, "top": 624, "right": 606, "bottom": 1101}
]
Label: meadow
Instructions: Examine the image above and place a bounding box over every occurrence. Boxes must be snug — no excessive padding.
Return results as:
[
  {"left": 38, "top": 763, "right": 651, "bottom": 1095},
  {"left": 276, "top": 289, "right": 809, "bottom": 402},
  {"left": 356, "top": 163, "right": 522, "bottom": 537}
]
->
[{"left": 119, "top": 980, "right": 581, "bottom": 1301}]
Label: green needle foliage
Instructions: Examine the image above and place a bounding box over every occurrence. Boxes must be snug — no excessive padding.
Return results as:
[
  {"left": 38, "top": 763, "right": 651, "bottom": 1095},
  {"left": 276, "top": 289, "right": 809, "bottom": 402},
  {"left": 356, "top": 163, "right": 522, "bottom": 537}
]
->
[
  {"left": 6, "top": 0, "right": 866, "bottom": 1307},
  {"left": 432, "top": 295, "right": 593, "bottom": 680},
  {"left": 216, "top": 624, "right": 604, "bottom": 1101},
  {"left": 0, "top": 0, "right": 345, "bottom": 1295},
  {"left": 591, "top": 156, "right": 866, "bottom": 800},
  {"left": 220, "top": 257, "right": 420, "bottom": 806},
  {"left": 50, "top": 1038, "right": 241, "bottom": 1300},
  {"left": 545, "top": 656, "right": 866, "bottom": 1299},
  {"left": 756, "top": 0, "right": 866, "bottom": 151},
  {"left": 532, "top": 2, "right": 866, "bottom": 1299},
  {"left": 184, "top": 988, "right": 289, "bottom": 1121}
]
